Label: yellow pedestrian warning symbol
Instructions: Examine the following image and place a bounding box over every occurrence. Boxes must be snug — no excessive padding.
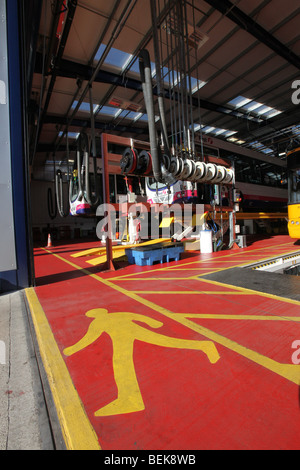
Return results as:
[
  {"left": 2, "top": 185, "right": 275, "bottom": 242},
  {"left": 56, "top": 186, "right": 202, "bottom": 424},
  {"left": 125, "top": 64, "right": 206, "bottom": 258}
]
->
[{"left": 63, "top": 308, "right": 220, "bottom": 417}]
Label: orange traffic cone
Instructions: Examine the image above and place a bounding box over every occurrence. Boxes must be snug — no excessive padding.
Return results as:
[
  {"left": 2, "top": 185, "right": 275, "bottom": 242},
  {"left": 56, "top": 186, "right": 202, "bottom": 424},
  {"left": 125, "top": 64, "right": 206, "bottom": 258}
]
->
[{"left": 47, "top": 233, "right": 52, "bottom": 248}]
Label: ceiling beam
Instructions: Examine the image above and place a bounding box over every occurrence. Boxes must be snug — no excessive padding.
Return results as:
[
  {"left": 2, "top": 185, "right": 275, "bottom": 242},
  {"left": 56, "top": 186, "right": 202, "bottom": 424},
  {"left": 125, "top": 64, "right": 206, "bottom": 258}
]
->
[
  {"left": 203, "top": 0, "right": 300, "bottom": 70},
  {"left": 34, "top": 52, "right": 268, "bottom": 124}
]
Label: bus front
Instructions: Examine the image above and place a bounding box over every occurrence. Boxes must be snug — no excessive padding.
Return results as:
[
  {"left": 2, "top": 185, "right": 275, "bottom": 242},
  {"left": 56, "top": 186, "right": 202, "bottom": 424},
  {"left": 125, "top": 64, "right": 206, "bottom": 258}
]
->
[{"left": 287, "top": 147, "right": 300, "bottom": 239}]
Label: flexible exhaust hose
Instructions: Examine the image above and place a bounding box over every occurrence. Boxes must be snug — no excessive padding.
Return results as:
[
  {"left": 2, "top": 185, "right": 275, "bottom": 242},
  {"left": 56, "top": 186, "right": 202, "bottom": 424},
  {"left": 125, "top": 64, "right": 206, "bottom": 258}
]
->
[
  {"left": 139, "top": 49, "right": 162, "bottom": 182},
  {"left": 150, "top": 0, "right": 170, "bottom": 156},
  {"left": 139, "top": 49, "right": 175, "bottom": 185}
]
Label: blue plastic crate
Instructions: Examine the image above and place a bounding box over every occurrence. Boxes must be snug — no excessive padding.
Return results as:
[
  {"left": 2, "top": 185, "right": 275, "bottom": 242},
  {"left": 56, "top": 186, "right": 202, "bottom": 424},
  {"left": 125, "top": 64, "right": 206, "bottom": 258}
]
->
[{"left": 126, "top": 243, "right": 184, "bottom": 266}]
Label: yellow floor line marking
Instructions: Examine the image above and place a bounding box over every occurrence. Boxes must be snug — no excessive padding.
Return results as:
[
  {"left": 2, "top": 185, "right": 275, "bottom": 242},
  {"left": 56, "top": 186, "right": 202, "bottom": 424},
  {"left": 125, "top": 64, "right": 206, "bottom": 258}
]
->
[
  {"left": 178, "top": 260, "right": 262, "bottom": 264},
  {"left": 167, "top": 267, "right": 231, "bottom": 271},
  {"left": 132, "top": 291, "right": 255, "bottom": 295},
  {"left": 71, "top": 239, "right": 171, "bottom": 259},
  {"left": 175, "top": 313, "right": 300, "bottom": 322},
  {"left": 25, "top": 288, "right": 101, "bottom": 451},
  {"left": 71, "top": 247, "right": 103, "bottom": 258},
  {"left": 110, "top": 243, "right": 299, "bottom": 280},
  {"left": 196, "top": 277, "right": 300, "bottom": 307},
  {"left": 112, "top": 277, "right": 198, "bottom": 281},
  {"left": 38, "top": 248, "right": 300, "bottom": 386}
]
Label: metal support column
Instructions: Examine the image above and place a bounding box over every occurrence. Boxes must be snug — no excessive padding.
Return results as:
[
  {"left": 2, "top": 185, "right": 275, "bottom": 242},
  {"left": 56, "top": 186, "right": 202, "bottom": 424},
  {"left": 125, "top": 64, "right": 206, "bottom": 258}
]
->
[{"left": 101, "top": 133, "right": 116, "bottom": 271}]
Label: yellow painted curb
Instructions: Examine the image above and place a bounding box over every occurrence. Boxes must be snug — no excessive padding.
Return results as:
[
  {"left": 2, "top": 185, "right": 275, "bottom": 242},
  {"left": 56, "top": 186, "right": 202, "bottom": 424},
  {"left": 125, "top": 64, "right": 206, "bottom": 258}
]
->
[{"left": 25, "top": 288, "right": 101, "bottom": 450}]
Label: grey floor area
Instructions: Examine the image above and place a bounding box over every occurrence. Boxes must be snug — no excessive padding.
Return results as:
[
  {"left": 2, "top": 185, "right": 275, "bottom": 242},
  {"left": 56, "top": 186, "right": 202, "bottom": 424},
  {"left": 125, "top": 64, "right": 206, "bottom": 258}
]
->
[
  {"left": 0, "top": 290, "right": 55, "bottom": 450},
  {"left": 203, "top": 267, "right": 300, "bottom": 302}
]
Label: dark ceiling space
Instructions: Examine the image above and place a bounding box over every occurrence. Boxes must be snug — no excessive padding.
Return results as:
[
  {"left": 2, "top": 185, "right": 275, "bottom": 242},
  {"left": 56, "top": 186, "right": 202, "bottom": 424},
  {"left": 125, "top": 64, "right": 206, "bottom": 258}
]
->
[{"left": 25, "top": 0, "right": 300, "bottom": 180}]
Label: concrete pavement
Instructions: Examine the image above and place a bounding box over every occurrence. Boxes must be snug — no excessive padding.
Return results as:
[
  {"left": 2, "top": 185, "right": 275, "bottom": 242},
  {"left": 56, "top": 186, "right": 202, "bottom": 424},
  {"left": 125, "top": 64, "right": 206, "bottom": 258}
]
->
[{"left": 0, "top": 290, "right": 54, "bottom": 450}]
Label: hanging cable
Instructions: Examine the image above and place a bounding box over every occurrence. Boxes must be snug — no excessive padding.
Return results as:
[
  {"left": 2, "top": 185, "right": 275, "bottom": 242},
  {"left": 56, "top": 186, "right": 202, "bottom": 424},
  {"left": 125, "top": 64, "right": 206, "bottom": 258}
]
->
[
  {"left": 48, "top": 152, "right": 58, "bottom": 220},
  {"left": 87, "top": 85, "right": 100, "bottom": 207},
  {"left": 47, "top": 187, "right": 57, "bottom": 220},
  {"left": 56, "top": 169, "right": 69, "bottom": 217}
]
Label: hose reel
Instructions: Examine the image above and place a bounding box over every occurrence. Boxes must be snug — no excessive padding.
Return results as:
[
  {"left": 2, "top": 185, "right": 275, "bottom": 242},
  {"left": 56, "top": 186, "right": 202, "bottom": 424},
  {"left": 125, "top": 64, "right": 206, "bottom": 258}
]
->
[
  {"left": 120, "top": 147, "right": 138, "bottom": 175},
  {"left": 120, "top": 147, "right": 234, "bottom": 185}
]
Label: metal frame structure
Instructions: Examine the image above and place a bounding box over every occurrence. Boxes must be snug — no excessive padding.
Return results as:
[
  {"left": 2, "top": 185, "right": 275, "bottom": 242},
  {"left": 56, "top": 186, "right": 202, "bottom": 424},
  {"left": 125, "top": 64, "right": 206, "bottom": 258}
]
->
[{"left": 100, "top": 132, "right": 237, "bottom": 271}]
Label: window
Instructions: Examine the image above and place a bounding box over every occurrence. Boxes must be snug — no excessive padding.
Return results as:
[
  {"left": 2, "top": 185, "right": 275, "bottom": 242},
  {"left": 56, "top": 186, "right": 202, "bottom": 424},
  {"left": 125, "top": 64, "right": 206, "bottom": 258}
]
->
[
  {"left": 227, "top": 153, "right": 286, "bottom": 188},
  {"left": 288, "top": 170, "right": 300, "bottom": 204}
]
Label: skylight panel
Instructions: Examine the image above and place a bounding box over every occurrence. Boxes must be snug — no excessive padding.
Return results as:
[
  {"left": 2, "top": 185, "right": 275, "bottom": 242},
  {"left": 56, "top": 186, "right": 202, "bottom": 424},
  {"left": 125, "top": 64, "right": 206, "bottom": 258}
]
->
[
  {"left": 94, "top": 44, "right": 132, "bottom": 70},
  {"left": 227, "top": 95, "right": 282, "bottom": 120},
  {"left": 249, "top": 141, "right": 263, "bottom": 149},
  {"left": 99, "top": 105, "right": 121, "bottom": 117},
  {"left": 189, "top": 76, "right": 206, "bottom": 93},
  {"left": 128, "top": 59, "right": 140, "bottom": 74},
  {"left": 118, "top": 110, "right": 143, "bottom": 121},
  {"left": 202, "top": 126, "right": 216, "bottom": 133},
  {"left": 214, "top": 128, "right": 227, "bottom": 136},
  {"left": 72, "top": 100, "right": 98, "bottom": 114},
  {"left": 265, "top": 109, "right": 282, "bottom": 119},
  {"left": 138, "top": 114, "right": 149, "bottom": 122},
  {"left": 58, "top": 131, "right": 79, "bottom": 139},
  {"left": 193, "top": 124, "right": 237, "bottom": 138},
  {"left": 97, "top": 43, "right": 208, "bottom": 94},
  {"left": 224, "top": 130, "right": 238, "bottom": 137},
  {"left": 228, "top": 96, "right": 251, "bottom": 108},
  {"left": 254, "top": 105, "right": 273, "bottom": 115},
  {"left": 248, "top": 141, "right": 274, "bottom": 155},
  {"left": 292, "top": 125, "right": 300, "bottom": 135},
  {"left": 243, "top": 101, "right": 263, "bottom": 112},
  {"left": 105, "top": 47, "right": 132, "bottom": 70},
  {"left": 193, "top": 123, "right": 205, "bottom": 132},
  {"left": 94, "top": 43, "right": 106, "bottom": 61}
]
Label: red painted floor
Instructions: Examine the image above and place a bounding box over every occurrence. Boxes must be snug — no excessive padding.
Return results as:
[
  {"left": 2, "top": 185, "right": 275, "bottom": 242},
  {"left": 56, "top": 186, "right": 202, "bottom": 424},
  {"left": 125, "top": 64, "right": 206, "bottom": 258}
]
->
[{"left": 33, "top": 235, "right": 300, "bottom": 450}]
